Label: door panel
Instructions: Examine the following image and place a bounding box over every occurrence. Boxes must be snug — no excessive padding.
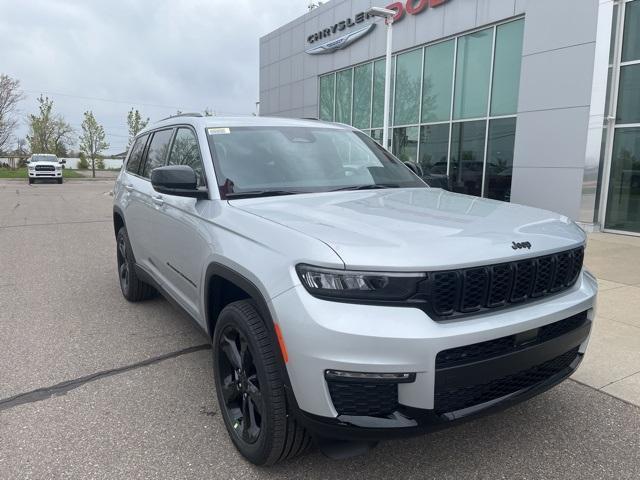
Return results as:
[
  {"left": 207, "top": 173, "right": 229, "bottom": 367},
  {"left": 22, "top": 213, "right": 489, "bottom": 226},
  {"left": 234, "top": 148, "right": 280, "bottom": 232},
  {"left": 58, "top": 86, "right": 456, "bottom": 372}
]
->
[
  {"left": 120, "top": 134, "right": 150, "bottom": 263},
  {"left": 135, "top": 128, "right": 175, "bottom": 274},
  {"left": 152, "top": 127, "right": 210, "bottom": 323}
]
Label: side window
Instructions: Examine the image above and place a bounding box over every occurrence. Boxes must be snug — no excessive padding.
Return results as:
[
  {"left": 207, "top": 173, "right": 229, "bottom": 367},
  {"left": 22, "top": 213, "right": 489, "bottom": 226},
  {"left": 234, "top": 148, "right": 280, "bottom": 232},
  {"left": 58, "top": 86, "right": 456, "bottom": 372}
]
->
[
  {"left": 125, "top": 134, "right": 148, "bottom": 175},
  {"left": 141, "top": 129, "right": 174, "bottom": 179},
  {"left": 167, "top": 128, "right": 205, "bottom": 186}
]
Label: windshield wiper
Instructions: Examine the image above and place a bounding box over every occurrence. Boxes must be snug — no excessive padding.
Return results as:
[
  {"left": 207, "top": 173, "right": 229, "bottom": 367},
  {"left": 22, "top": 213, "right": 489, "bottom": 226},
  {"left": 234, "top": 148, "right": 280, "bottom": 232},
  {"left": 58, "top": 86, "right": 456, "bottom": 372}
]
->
[
  {"left": 225, "top": 190, "right": 304, "bottom": 199},
  {"left": 329, "top": 184, "right": 404, "bottom": 192}
]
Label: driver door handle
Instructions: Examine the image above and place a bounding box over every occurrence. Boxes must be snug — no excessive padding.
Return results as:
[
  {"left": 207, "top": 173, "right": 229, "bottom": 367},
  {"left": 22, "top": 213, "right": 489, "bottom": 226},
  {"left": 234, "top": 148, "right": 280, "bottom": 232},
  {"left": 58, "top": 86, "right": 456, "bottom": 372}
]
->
[
  {"left": 124, "top": 184, "right": 134, "bottom": 192},
  {"left": 152, "top": 195, "right": 164, "bottom": 206}
]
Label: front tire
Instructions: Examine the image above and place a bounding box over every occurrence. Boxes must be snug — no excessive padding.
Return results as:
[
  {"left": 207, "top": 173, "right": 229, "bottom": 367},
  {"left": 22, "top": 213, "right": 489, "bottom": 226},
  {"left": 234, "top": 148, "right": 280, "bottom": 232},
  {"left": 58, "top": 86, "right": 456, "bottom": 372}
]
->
[
  {"left": 213, "top": 300, "right": 311, "bottom": 465},
  {"left": 116, "top": 226, "right": 156, "bottom": 301},
  {"left": 28, "top": 178, "right": 33, "bottom": 184},
  {"left": 58, "top": 178, "right": 63, "bottom": 184}
]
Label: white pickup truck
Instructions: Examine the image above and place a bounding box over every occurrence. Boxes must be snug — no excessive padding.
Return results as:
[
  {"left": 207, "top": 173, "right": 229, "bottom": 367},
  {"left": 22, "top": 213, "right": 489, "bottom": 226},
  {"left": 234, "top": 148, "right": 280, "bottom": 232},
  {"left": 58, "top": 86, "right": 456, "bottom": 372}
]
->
[{"left": 27, "top": 154, "right": 65, "bottom": 184}]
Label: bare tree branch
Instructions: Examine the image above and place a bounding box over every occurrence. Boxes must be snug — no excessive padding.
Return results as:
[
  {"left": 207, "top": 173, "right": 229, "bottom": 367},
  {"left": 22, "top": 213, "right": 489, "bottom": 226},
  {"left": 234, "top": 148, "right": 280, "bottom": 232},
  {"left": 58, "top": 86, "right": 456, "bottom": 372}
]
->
[{"left": 0, "top": 74, "right": 26, "bottom": 154}]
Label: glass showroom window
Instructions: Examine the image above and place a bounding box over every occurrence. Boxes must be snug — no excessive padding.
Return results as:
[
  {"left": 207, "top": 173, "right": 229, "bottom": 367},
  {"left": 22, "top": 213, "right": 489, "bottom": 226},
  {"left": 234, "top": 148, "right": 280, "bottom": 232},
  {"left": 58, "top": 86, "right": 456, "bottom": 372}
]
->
[
  {"left": 453, "top": 28, "right": 493, "bottom": 120},
  {"left": 422, "top": 39, "right": 455, "bottom": 123},
  {"left": 318, "top": 18, "right": 524, "bottom": 201},
  {"left": 603, "top": 0, "right": 640, "bottom": 234},
  {"left": 353, "top": 63, "right": 372, "bottom": 130},
  {"left": 335, "top": 69, "right": 353, "bottom": 124},
  {"left": 394, "top": 49, "right": 422, "bottom": 126},
  {"left": 319, "top": 74, "right": 335, "bottom": 122}
]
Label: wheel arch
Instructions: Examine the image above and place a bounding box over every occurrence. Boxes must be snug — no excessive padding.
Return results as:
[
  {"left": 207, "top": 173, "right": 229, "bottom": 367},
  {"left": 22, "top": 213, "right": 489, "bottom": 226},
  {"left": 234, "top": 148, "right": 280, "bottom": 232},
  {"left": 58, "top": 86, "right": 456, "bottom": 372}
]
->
[
  {"left": 204, "top": 263, "right": 276, "bottom": 340},
  {"left": 113, "top": 206, "right": 126, "bottom": 239},
  {"left": 204, "top": 262, "right": 298, "bottom": 411}
]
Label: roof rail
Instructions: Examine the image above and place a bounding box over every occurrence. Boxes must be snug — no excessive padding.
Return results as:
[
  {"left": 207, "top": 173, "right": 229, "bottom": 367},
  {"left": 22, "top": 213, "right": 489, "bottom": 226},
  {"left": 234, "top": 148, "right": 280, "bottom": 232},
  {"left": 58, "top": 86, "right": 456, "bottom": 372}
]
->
[{"left": 157, "top": 112, "right": 204, "bottom": 122}]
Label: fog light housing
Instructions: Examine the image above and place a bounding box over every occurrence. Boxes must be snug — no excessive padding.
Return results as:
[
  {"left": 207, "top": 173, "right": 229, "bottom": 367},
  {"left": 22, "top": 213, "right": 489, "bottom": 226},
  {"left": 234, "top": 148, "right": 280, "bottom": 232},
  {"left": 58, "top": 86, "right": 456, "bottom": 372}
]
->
[{"left": 325, "top": 370, "right": 415, "bottom": 383}]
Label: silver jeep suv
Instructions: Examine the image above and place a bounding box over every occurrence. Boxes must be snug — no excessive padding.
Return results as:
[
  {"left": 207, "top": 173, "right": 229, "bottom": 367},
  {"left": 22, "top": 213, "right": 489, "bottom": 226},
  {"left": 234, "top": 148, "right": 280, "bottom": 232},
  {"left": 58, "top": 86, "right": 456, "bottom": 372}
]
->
[{"left": 113, "top": 114, "right": 597, "bottom": 465}]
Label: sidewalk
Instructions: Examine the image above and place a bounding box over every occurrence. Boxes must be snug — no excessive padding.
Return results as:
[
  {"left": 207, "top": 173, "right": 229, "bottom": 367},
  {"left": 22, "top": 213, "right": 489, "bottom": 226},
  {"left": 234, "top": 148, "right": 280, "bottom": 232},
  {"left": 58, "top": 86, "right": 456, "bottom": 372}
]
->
[{"left": 572, "top": 232, "right": 640, "bottom": 406}]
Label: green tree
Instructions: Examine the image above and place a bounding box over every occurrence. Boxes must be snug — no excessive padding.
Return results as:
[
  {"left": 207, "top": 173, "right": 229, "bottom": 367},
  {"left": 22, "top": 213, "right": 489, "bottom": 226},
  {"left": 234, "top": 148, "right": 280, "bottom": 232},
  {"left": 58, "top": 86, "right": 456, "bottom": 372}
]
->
[
  {"left": 79, "top": 110, "right": 109, "bottom": 178},
  {"left": 0, "top": 74, "right": 25, "bottom": 155},
  {"left": 127, "top": 108, "right": 149, "bottom": 148},
  {"left": 27, "top": 95, "right": 74, "bottom": 156},
  {"left": 78, "top": 151, "right": 89, "bottom": 169}
]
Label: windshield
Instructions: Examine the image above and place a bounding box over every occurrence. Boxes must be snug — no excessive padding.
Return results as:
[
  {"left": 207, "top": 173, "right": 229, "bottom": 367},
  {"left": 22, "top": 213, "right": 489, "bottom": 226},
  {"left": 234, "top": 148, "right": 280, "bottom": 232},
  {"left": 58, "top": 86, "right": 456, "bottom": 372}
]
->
[
  {"left": 31, "top": 155, "right": 58, "bottom": 162},
  {"left": 206, "top": 126, "right": 425, "bottom": 197}
]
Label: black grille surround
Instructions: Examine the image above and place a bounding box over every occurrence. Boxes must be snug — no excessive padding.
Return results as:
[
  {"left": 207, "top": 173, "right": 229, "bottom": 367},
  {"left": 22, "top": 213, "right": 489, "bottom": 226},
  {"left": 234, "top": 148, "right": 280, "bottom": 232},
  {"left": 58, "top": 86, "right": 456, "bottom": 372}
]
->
[
  {"left": 435, "top": 311, "right": 588, "bottom": 369},
  {"left": 35, "top": 165, "right": 55, "bottom": 171},
  {"left": 434, "top": 347, "right": 580, "bottom": 413},
  {"left": 425, "top": 247, "right": 584, "bottom": 320},
  {"left": 433, "top": 310, "right": 590, "bottom": 414},
  {"left": 327, "top": 381, "right": 399, "bottom": 417}
]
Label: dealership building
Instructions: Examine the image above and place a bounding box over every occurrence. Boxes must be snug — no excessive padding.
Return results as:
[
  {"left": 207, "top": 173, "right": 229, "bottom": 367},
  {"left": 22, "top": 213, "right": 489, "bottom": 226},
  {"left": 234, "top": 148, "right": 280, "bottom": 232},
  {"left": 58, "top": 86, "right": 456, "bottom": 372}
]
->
[{"left": 259, "top": 0, "right": 640, "bottom": 235}]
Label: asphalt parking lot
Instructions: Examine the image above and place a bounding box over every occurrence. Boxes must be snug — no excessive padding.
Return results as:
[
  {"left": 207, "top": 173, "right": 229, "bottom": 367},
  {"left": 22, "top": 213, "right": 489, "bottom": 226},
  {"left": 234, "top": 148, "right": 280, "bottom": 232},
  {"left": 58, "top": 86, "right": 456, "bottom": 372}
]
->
[{"left": 1, "top": 179, "right": 639, "bottom": 479}]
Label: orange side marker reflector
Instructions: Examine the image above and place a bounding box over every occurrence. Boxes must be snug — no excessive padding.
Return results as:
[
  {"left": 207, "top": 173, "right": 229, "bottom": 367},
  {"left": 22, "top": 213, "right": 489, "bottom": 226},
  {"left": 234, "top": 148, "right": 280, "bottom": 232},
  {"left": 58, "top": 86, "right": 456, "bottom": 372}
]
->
[{"left": 274, "top": 323, "right": 289, "bottom": 363}]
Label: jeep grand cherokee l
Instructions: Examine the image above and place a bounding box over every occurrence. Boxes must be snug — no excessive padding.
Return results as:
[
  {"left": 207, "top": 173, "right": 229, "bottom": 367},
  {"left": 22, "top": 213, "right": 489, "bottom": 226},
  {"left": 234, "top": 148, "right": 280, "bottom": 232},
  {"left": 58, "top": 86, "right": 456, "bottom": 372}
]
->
[{"left": 112, "top": 115, "right": 597, "bottom": 465}]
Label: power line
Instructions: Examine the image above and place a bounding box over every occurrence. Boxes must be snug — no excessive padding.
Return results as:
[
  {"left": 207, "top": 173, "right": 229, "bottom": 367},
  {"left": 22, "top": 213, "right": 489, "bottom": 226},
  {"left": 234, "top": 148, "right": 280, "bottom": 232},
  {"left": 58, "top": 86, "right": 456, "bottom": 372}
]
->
[
  {"left": 23, "top": 89, "right": 254, "bottom": 116},
  {"left": 23, "top": 89, "right": 193, "bottom": 111}
]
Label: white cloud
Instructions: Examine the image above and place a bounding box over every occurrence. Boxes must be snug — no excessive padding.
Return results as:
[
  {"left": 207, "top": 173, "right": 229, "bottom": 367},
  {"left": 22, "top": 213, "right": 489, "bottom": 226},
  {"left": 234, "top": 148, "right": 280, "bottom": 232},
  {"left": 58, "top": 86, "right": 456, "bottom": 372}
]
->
[{"left": 0, "top": 0, "right": 306, "bottom": 153}]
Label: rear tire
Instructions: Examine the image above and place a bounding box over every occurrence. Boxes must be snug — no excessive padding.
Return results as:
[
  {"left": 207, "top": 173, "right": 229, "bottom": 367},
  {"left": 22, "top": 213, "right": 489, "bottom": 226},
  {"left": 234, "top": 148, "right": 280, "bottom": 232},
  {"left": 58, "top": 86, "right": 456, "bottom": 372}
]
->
[
  {"left": 116, "top": 226, "right": 156, "bottom": 301},
  {"left": 213, "top": 300, "right": 311, "bottom": 465}
]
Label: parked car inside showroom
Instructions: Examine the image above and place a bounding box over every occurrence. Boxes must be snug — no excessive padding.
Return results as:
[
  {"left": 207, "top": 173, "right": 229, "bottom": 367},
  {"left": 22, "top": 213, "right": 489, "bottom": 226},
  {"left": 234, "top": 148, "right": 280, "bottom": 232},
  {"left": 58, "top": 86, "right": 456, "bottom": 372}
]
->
[{"left": 112, "top": 114, "right": 597, "bottom": 465}]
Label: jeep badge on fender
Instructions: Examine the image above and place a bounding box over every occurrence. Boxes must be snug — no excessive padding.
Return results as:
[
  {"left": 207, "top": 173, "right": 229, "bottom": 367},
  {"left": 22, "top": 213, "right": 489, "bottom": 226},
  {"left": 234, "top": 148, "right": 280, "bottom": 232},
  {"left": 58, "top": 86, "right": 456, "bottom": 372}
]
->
[{"left": 512, "top": 241, "right": 532, "bottom": 250}]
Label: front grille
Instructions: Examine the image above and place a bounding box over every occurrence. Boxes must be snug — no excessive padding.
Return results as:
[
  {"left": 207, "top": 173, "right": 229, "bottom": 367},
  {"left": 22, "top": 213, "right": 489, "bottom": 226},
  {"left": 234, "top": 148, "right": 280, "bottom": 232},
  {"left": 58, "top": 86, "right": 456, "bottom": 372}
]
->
[
  {"left": 327, "top": 381, "right": 398, "bottom": 417},
  {"left": 35, "top": 165, "right": 55, "bottom": 171},
  {"left": 434, "top": 347, "right": 580, "bottom": 413},
  {"left": 427, "top": 247, "right": 584, "bottom": 319},
  {"left": 435, "top": 311, "right": 588, "bottom": 369}
]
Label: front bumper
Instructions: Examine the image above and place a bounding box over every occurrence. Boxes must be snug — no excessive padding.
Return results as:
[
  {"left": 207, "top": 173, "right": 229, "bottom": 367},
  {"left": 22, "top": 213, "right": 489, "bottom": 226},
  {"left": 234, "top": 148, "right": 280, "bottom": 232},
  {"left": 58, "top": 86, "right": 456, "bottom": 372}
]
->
[
  {"left": 295, "top": 351, "right": 583, "bottom": 441},
  {"left": 29, "top": 171, "right": 62, "bottom": 178},
  {"left": 271, "top": 270, "right": 597, "bottom": 437}
]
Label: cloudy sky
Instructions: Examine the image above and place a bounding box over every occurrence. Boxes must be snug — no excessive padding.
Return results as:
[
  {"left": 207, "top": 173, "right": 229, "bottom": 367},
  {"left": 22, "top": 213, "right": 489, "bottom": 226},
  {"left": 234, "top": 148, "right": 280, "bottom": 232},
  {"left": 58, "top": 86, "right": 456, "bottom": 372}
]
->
[{"left": 1, "top": 0, "right": 308, "bottom": 154}]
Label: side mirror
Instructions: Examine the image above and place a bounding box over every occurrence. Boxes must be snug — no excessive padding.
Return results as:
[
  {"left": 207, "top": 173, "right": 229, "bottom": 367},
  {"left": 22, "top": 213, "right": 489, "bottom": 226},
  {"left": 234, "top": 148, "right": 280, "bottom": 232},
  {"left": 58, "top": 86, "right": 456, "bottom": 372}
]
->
[
  {"left": 59, "top": 159, "right": 66, "bottom": 164},
  {"left": 151, "top": 165, "right": 208, "bottom": 199},
  {"left": 403, "top": 161, "right": 423, "bottom": 177},
  {"left": 423, "top": 173, "right": 451, "bottom": 191}
]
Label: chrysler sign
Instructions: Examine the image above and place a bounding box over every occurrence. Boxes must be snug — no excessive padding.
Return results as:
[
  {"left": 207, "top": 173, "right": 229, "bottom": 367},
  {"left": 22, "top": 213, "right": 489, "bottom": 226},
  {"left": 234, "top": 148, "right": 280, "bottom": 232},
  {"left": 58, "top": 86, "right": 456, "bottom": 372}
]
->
[{"left": 305, "top": 0, "right": 451, "bottom": 55}]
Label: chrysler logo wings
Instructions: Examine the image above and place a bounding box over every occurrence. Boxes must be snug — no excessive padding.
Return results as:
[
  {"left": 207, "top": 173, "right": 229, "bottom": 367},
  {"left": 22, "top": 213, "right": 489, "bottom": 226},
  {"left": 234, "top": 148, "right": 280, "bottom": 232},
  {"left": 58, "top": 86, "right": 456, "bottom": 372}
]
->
[{"left": 305, "top": 23, "right": 376, "bottom": 55}]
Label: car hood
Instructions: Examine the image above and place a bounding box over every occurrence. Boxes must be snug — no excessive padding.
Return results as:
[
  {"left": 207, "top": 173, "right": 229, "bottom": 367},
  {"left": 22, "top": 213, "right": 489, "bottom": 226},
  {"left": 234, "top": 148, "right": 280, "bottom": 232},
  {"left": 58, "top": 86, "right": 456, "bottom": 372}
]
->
[{"left": 229, "top": 188, "right": 586, "bottom": 270}]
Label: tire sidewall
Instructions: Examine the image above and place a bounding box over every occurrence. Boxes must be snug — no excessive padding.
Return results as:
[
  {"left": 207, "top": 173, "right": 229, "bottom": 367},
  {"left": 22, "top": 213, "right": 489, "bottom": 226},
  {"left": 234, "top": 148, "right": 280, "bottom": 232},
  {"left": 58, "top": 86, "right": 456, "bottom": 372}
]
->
[
  {"left": 212, "top": 305, "right": 278, "bottom": 464},
  {"left": 116, "top": 228, "right": 132, "bottom": 298}
]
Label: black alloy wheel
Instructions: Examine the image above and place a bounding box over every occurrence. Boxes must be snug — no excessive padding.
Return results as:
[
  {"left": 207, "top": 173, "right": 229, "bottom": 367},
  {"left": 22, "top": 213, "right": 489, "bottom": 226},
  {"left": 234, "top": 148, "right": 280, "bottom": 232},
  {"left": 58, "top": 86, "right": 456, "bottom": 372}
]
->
[
  {"left": 212, "top": 300, "right": 311, "bottom": 465},
  {"left": 218, "top": 326, "right": 264, "bottom": 444},
  {"left": 117, "top": 233, "right": 130, "bottom": 294},
  {"left": 115, "top": 226, "right": 156, "bottom": 302}
]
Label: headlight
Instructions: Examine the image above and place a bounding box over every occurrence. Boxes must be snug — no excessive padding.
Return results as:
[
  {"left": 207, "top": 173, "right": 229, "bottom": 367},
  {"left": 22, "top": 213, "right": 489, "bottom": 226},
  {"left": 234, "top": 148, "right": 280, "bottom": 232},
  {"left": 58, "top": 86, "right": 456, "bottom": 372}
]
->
[{"left": 296, "top": 264, "right": 425, "bottom": 301}]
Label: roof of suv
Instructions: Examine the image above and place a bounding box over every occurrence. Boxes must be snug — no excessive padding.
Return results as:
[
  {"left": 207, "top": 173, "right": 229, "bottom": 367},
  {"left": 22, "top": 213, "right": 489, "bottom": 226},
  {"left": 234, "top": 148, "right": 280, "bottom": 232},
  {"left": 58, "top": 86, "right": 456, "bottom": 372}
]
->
[{"left": 145, "top": 115, "right": 351, "bottom": 133}]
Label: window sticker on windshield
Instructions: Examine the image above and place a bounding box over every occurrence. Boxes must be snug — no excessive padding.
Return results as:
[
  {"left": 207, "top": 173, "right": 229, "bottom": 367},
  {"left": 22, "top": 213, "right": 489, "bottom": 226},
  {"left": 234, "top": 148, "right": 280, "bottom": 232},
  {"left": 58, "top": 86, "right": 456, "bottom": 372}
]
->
[{"left": 208, "top": 127, "right": 230, "bottom": 135}]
